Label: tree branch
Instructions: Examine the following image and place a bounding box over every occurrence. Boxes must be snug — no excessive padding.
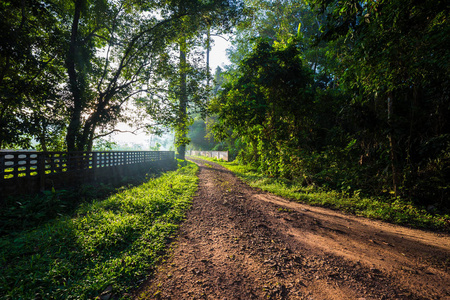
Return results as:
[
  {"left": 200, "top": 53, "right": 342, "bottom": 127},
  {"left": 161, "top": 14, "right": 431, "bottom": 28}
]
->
[{"left": 93, "top": 124, "right": 160, "bottom": 140}]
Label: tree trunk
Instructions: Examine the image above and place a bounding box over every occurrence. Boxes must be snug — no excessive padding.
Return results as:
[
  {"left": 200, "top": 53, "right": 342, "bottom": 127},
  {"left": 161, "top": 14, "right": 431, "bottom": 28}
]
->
[
  {"left": 387, "top": 92, "right": 398, "bottom": 196},
  {"left": 176, "top": 36, "right": 188, "bottom": 160},
  {"left": 206, "top": 21, "right": 211, "bottom": 87},
  {"left": 66, "top": 0, "right": 84, "bottom": 152},
  {"left": 39, "top": 129, "right": 48, "bottom": 153}
]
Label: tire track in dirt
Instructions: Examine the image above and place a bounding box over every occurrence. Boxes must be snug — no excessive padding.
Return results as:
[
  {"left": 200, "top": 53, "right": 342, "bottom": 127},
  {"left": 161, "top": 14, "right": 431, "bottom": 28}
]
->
[{"left": 135, "top": 158, "right": 450, "bottom": 300}]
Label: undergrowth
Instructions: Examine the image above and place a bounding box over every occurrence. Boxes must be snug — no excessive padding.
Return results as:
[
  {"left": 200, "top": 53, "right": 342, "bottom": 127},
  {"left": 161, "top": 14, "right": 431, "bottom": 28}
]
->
[
  {"left": 0, "top": 160, "right": 198, "bottom": 299},
  {"left": 0, "top": 161, "right": 178, "bottom": 236},
  {"left": 194, "top": 156, "right": 450, "bottom": 232}
]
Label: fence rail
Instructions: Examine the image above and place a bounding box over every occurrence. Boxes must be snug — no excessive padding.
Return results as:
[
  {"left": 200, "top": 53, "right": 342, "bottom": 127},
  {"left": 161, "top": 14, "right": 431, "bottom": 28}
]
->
[
  {"left": 0, "top": 151, "right": 175, "bottom": 197},
  {"left": 1, "top": 151, "right": 174, "bottom": 180}
]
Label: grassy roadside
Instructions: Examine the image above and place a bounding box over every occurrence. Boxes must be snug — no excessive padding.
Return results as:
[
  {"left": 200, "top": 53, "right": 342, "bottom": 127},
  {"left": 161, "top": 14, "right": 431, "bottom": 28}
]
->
[
  {"left": 0, "top": 161, "right": 198, "bottom": 299},
  {"left": 191, "top": 156, "right": 449, "bottom": 232}
]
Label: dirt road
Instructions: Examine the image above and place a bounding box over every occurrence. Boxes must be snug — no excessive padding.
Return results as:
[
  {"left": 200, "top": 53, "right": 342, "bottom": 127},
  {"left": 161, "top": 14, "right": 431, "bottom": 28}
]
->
[{"left": 136, "top": 158, "right": 450, "bottom": 299}]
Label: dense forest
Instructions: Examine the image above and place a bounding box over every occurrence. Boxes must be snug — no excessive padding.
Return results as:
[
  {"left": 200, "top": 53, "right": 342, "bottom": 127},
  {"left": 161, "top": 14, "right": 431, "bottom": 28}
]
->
[
  {"left": 205, "top": 0, "right": 450, "bottom": 211},
  {"left": 1, "top": 0, "right": 449, "bottom": 210}
]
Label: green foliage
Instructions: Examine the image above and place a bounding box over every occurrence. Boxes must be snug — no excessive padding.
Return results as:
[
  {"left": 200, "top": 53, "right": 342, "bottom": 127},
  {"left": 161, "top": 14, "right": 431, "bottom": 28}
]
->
[
  {"left": 188, "top": 118, "right": 216, "bottom": 150},
  {"left": 211, "top": 0, "right": 450, "bottom": 211},
  {"left": 309, "top": 0, "right": 450, "bottom": 203},
  {"left": 64, "top": 0, "right": 186, "bottom": 151},
  {"left": 132, "top": 0, "right": 243, "bottom": 160},
  {"left": 93, "top": 138, "right": 119, "bottom": 151},
  {"left": 0, "top": 162, "right": 199, "bottom": 299},
  {"left": 150, "top": 142, "right": 162, "bottom": 151},
  {"left": 0, "top": 169, "right": 175, "bottom": 236},
  {"left": 211, "top": 38, "right": 345, "bottom": 180},
  {"left": 1, "top": 0, "right": 243, "bottom": 152},
  {"left": 0, "top": 0, "right": 67, "bottom": 149},
  {"left": 1, "top": 188, "right": 73, "bottom": 236},
  {"left": 227, "top": 0, "right": 313, "bottom": 65}
]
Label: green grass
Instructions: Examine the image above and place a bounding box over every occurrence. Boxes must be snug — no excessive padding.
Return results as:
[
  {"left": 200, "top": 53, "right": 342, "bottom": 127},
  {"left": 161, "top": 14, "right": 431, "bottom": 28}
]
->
[
  {"left": 194, "top": 156, "right": 450, "bottom": 232},
  {"left": 0, "top": 161, "right": 198, "bottom": 299}
]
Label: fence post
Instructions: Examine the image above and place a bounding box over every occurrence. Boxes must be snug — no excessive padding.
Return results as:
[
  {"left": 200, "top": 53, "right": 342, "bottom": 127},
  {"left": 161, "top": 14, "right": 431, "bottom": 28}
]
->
[
  {"left": 39, "top": 153, "right": 45, "bottom": 192},
  {"left": 93, "top": 152, "right": 97, "bottom": 180},
  {"left": 0, "top": 153, "right": 4, "bottom": 195}
]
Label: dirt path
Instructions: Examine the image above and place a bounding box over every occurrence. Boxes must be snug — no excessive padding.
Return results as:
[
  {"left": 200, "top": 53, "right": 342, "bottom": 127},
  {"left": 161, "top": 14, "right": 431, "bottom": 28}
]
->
[{"left": 136, "top": 158, "right": 450, "bottom": 300}]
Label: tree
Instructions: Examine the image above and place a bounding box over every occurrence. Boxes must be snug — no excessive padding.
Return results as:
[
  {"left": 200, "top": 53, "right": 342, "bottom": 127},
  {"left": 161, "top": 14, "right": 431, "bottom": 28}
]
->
[
  {"left": 0, "top": 0, "right": 208, "bottom": 152},
  {"left": 188, "top": 118, "right": 216, "bottom": 150},
  {"left": 227, "top": 0, "right": 315, "bottom": 64},
  {"left": 136, "top": 0, "right": 242, "bottom": 160},
  {"left": 63, "top": 0, "right": 188, "bottom": 151},
  {"left": 0, "top": 0, "right": 66, "bottom": 149},
  {"left": 1, "top": 0, "right": 242, "bottom": 154},
  {"left": 311, "top": 0, "right": 450, "bottom": 199},
  {"left": 211, "top": 39, "right": 324, "bottom": 176}
]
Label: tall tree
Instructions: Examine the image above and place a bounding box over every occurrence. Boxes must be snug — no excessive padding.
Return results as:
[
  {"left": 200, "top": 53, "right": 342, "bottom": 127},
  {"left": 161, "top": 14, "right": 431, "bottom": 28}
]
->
[
  {"left": 311, "top": 0, "right": 450, "bottom": 198},
  {"left": 136, "top": 0, "right": 242, "bottom": 159},
  {"left": 0, "top": 0, "right": 66, "bottom": 149},
  {"left": 63, "top": 0, "right": 186, "bottom": 151},
  {"left": 177, "top": 28, "right": 189, "bottom": 159},
  {"left": 0, "top": 0, "right": 201, "bottom": 151},
  {"left": 210, "top": 39, "right": 324, "bottom": 176}
]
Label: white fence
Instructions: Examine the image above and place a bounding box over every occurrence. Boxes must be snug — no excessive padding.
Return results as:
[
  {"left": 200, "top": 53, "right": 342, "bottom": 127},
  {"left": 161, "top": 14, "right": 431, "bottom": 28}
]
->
[
  {"left": 1, "top": 151, "right": 174, "bottom": 180},
  {"left": 1, "top": 150, "right": 175, "bottom": 196},
  {"left": 188, "top": 150, "right": 228, "bottom": 161}
]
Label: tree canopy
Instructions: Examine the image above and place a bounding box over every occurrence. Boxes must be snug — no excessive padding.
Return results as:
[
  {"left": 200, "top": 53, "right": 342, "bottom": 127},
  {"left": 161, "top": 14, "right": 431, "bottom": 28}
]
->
[
  {"left": 1, "top": 0, "right": 241, "bottom": 152},
  {"left": 209, "top": 0, "right": 450, "bottom": 209}
]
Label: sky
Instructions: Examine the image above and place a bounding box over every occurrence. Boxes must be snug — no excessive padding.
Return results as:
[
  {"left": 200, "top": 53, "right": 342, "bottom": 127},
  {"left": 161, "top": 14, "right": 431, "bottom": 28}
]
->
[
  {"left": 109, "top": 36, "right": 232, "bottom": 149},
  {"left": 209, "top": 35, "right": 232, "bottom": 71}
]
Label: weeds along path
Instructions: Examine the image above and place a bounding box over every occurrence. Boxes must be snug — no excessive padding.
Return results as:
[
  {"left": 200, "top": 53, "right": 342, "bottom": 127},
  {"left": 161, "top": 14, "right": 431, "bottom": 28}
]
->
[{"left": 136, "top": 158, "right": 450, "bottom": 300}]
